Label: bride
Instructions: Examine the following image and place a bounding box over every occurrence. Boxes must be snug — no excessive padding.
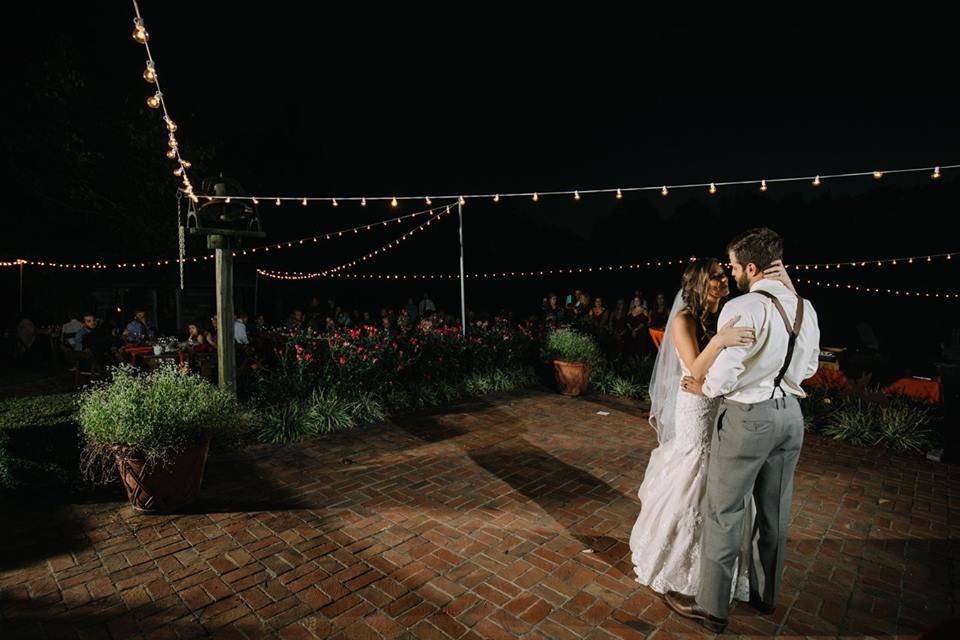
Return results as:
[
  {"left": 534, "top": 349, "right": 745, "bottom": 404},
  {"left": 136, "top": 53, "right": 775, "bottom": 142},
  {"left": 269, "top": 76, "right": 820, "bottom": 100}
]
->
[{"left": 629, "top": 257, "right": 757, "bottom": 601}]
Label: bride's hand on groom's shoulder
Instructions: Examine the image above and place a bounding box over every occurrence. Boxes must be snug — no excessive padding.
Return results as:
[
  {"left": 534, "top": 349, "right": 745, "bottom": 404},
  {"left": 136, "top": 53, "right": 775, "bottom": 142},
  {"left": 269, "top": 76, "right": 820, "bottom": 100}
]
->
[
  {"left": 715, "top": 316, "right": 755, "bottom": 349},
  {"left": 681, "top": 376, "right": 705, "bottom": 396},
  {"left": 763, "top": 260, "right": 797, "bottom": 294}
]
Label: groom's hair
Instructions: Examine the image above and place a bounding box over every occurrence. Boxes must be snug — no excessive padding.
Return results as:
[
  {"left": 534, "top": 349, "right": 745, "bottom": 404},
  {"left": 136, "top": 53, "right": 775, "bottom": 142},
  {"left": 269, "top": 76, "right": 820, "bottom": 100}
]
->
[{"left": 727, "top": 227, "right": 783, "bottom": 272}]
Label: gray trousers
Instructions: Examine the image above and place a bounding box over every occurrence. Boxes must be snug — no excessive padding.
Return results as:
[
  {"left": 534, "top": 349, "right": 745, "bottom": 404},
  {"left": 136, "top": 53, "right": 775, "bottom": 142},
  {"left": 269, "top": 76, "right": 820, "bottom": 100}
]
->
[{"left": 696, "top": 395, "right": 804, "bottom": 619}]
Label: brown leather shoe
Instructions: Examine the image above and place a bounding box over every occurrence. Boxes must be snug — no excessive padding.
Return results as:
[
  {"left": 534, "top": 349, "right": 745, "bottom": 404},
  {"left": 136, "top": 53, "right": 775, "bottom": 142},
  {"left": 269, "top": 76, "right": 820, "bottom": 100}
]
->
[{"left": 664, "top": 591, "right": 728, "bottom": 633}]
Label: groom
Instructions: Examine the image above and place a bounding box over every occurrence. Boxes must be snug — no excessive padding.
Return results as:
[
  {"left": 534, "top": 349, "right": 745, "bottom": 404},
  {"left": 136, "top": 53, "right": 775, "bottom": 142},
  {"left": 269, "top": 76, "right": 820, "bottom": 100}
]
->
[{"left": 666, "top": 228, "right": 821, "bottom": 632}]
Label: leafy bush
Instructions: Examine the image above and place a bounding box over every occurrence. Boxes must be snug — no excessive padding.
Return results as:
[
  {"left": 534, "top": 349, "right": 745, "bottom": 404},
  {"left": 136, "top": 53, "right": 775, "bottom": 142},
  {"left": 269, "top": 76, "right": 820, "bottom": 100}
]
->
[
  {"left": 821, "top": 395, "right": 936, "bottom": 453},
  {"left": 78, "top": 364, "right": 243, "bottom": 479},
  {"left": 255, "top": 388, "right": 386, "bottom": 444},
  {"left": 593, "top": 370, "right": 646, "bottom": 400},
  {"left": 544, "top": 329, "right": 601, "bottom": 367}
]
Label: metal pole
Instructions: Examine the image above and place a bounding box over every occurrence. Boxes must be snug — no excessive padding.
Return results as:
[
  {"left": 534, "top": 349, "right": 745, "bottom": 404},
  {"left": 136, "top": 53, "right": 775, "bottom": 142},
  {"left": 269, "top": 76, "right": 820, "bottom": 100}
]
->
[
  {"left": 211, "top": 235, "right": 237, "bottom": 396},
  {"left": 18, "top": 261, "right": 23, "bottom": 313},
  {"left": 458, "top": 202, "right": 467, "bottom": 337}
]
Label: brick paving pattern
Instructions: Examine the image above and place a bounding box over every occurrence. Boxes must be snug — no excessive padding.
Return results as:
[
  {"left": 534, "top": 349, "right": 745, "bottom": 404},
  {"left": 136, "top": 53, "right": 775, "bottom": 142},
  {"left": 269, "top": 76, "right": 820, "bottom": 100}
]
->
[{"left": 1, "top": 390, "right": 957, "bottom": 638}]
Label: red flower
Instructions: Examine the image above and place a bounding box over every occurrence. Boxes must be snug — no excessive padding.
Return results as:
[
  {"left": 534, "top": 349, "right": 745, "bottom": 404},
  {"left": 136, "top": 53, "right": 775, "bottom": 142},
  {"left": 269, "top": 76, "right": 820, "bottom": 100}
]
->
[{"left": 339, "top": 356, "right": 347, "bottom": 365}]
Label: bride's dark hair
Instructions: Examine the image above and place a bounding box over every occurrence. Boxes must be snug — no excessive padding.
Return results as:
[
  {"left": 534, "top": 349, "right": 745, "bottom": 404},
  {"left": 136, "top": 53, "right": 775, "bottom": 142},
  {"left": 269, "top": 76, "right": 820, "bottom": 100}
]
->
[{"left": 681, "top": 258, "right": 724, "bottom": 348}]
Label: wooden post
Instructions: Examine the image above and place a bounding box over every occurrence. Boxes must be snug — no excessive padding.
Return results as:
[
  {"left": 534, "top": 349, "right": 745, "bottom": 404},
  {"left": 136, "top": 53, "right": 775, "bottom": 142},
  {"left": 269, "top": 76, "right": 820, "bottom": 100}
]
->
[{"left": 210, "top": 235, "right": 236, "bottom": 396}]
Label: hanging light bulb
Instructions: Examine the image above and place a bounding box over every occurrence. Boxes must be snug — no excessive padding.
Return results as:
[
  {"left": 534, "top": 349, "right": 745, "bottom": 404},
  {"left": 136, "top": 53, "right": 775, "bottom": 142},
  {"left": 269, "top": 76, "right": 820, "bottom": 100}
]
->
[
  {"left": 132, "top": 18, "right": 149, "bottom": 44},
  {"left": 574, "top": 190, "right": 581, "bottom": 200},
  {"left": 302, "top": 198, "right": 308, "bottom": 206},
  {"left": 167, "top": 134, "right": 177, "bottom": 148},
  {"left": 760, "top": 179, "right": 768, "bottom": 192},
  {"left": 661, "top": 186, "right": 669, "bottom": 196},
  {"left": 275, "top": 198, "right": 281, "bottom": 206},
  {"left": 143, "top": 61, "right": 157, "bottom": 83},
  {"left": 873, "top": 170, "right": 883, "bottom": 179},
  {"left": 391, "top": 197, "right": 399, "bottom": 207},
  {"left": 813, "top": 175, "right": 821, "bottom": 187},
  {"left": 361, "top": 197, "right": 367, "bottom": 206},
  {"left": 180, "top": 160, "right": 191, "bottom": 168},
  {"left": 165, "top": 148, "right": 177, "bottom": 159},
  {"left": 709, "top": 183, "right": 717, "bottom": 195},
  {"left": 532, "top": 192, "right": 539, "bottom": 202},
  {"left": 147, "top": 92, "right": 162, "bottom": 109},
  {"left": 331, "top": 198, "right": 338, "bottom": 207},
  {"left": 933, "top": 166, "right": 941, "bottom": 179},
  {"left": 493, "top": 194, "right": 500, "bottom": 203},
  {"left": 252, "top": 197, "right": 259, "bottom": 205},
  {"left": 458, "top": 196, "right": 466, "bottom": 206},
  {"left": 616, "top": 188, "right": 623, "bottom": 199},
  {"left": 173, "top": 167, "right": 183, "bottom": 177},
  {"left": 425, "top": 196, "right": 432, "bottom": 205},
  {"left": 165, "top": 116, "right": 177, "bottom": 132}
]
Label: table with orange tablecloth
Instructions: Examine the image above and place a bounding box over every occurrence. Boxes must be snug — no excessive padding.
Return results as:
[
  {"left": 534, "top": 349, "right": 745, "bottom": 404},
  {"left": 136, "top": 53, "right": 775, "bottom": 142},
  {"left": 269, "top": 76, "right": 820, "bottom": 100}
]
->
[
  {"left": 884, "top": 377, "right": 942, "bottom": 404},
  {"left": 649, "top": 328, "right": 665, "bottom": 349},
  {"left": 120, "top": 344, "right": 155, "bottom": 366}
]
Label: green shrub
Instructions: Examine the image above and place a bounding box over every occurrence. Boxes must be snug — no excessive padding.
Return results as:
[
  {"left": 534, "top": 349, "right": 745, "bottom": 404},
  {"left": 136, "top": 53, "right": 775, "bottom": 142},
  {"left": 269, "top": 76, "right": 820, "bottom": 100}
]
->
[
  {"left": 78, "top": 364, "right": 243, "bottom": 480},
  {"left": 544, "top": 329, "right": 601, "bottom": 367},
  {"left": 821, "top": 396, "right": 937, "bottom": 453}
]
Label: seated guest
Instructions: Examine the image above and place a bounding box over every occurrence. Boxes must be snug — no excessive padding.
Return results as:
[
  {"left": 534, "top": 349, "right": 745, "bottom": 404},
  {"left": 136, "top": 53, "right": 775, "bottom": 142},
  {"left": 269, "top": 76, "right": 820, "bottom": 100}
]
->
[
  {"left": 587, "top": 296, "right": 609, "bottom": 328},
  {"left": 648, "top": 293, "right": 670, "bottom": 330},
  {"left": 187, "top": 324, "right": 210, "bottom": 353},
  {"left": 285, "top": 309, "right": 304, "bottom": 332},
  {"left": 77, "top": 314, "right": 118, "bottom": 372},
  {"left": 122, "top": 309, "right": 155, "bottom": 344},
  {"left": 204, "top": 315, "right": 218, "bottom": 349},
  {"left": 544, "top": 293, "right": 566, "bottom": 325},
  {"left": 74, "top": 313, "right": 98, "bottom": 352},
  {"left": 610, "top": 299, "right": 628, "bottom": 343},
  {"left": 234, "top": 311, "right": 250, "bottom": 345},
  {"left": 626, "top": 304, "right": 654, "bottom": 356},
  {"left": 62, "top": 314, "right": 83, "bottom": 347},
  {"left": 629, "top": 291, "right": 649, "bottom": 313}
]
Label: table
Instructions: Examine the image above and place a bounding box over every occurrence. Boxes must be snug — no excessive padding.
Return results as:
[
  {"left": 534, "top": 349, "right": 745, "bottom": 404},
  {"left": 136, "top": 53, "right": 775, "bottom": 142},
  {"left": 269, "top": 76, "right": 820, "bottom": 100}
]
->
[
  {"left": 649, "top": 328, "right": 666, "bottom": 350},
  {"left": 121, "top": 345, "right": 155, "bottom": 366},
  {"left": 884, "top": 377, "right": 942, "bottom": 405}
]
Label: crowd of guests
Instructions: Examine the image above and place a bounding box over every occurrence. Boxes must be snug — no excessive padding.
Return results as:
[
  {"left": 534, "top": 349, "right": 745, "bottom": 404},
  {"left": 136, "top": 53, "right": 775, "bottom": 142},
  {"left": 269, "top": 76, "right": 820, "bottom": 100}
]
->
[
  {"left": 283, "top": 292, "right": 461, "bottom": 335},
  {"left": 542, "top": 289, "right": 671, "bottom": 356}
]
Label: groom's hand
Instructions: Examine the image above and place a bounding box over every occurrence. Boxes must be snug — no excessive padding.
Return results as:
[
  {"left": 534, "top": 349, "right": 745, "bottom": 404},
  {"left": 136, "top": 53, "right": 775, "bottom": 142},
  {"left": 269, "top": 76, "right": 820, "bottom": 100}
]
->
[{"left": 681, "top": 376, "right": 705, "bottom": 396}]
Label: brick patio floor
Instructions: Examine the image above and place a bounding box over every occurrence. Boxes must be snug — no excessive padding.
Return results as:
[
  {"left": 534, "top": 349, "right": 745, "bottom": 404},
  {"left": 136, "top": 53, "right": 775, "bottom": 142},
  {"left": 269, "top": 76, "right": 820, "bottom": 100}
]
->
[{"left": 1, "top": 390, "right": 957, "bottom": 639}]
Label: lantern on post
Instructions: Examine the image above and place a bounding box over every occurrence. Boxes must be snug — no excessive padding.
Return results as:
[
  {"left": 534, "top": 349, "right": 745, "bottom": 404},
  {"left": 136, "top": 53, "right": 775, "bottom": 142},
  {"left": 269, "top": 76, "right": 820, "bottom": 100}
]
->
[{"left": 187, "top": 177, "right": 265, "bottom": 396}]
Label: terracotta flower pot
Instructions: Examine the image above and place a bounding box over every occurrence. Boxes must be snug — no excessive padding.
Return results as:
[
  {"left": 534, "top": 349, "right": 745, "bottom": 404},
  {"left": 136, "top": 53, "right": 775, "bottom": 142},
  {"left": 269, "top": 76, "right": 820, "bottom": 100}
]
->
[
  {"left": 115, "top": 437, "right": 211, "bottom": 513},
  {"left": 553, "top": 359, "right": 591, "bottom": 396}
]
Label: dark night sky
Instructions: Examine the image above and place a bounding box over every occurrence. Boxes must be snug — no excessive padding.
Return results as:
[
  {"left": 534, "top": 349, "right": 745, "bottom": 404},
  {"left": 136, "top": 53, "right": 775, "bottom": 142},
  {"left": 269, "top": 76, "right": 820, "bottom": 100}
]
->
[{"left": 1, "top": 6, "right": 958, "bottom": 361}]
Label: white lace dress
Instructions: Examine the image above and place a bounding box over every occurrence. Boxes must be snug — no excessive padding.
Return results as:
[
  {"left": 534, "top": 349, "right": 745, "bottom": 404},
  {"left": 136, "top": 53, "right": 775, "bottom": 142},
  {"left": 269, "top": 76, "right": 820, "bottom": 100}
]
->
[{"left": 629, "top": 358, "right": 752, "bottom": 602}]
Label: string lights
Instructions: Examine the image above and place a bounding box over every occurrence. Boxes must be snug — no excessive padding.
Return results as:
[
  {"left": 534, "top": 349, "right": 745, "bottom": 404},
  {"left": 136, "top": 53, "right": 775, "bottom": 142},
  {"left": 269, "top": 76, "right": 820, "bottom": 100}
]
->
[
  {"left": 130, "top": 0, "right": 196, "bottom": 202},
  {"left": 796, "top": 278, "right": 960, "bottom": 300},
  {"left": 0, "top": 203, "right": 454, "bottom": 270},
  {"left": 258, "top": 258, "right": 694, "bottom": 281},
  {"left": 194, "top": 163, "right": 958, "bottom": 207},
  {"left": 256, "top": 206, "right": 453, "bottom": 281},
  {"left": 791, "top": 251, "right": 954, "bottom": 270}
]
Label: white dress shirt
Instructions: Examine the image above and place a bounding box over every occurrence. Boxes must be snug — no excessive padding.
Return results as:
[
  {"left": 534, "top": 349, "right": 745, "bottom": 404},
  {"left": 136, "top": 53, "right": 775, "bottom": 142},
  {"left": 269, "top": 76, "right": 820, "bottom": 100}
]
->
[
  {"left": 702, "top": 279, "right": 821, "bottom": 404},
  {"left": 234, "top": 319, "right": 249, "bottom": 345}
]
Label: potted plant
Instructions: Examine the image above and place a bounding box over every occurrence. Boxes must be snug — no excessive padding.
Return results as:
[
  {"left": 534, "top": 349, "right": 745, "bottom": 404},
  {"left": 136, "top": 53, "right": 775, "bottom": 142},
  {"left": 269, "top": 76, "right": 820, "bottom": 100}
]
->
[
  {"left": 78, "top": 363, "right": 241, "bottom": 513},
  {"left": 544, "top": 328, "right": 601, "bottom": 396}
]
